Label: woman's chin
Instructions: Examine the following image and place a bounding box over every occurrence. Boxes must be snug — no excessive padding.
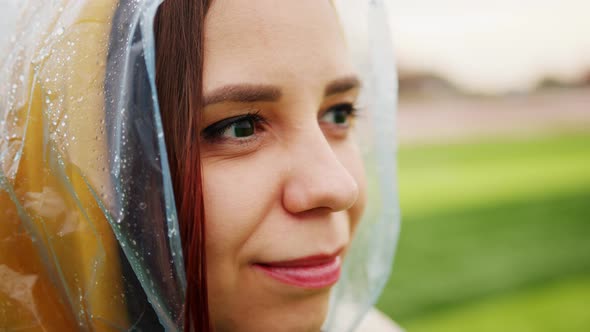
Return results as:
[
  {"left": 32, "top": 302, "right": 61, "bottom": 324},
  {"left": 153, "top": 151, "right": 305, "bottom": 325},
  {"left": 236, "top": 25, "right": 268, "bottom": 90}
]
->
[{"left": 211, "top": 288, "right": 332, "bottom": 332}]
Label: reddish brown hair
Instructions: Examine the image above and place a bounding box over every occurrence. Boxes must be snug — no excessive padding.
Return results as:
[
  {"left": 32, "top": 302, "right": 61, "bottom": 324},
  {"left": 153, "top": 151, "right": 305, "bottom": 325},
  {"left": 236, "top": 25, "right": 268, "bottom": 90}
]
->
[{"left": 154, "top": 0, "right": 213, "bottom": 330}]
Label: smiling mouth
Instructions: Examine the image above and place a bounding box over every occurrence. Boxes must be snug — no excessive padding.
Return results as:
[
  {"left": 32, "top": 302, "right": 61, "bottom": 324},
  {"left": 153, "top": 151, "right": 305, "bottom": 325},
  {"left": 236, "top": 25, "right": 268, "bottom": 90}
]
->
[{"left": 253, "top": 253, "right": 342, "bottom": 289}]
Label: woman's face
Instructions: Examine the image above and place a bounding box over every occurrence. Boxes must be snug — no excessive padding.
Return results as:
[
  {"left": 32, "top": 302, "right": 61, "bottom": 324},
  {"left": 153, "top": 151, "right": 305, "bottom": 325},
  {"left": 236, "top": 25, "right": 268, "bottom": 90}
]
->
[{"left": 201, "top": 1, "right": 366, "bottom": 331}]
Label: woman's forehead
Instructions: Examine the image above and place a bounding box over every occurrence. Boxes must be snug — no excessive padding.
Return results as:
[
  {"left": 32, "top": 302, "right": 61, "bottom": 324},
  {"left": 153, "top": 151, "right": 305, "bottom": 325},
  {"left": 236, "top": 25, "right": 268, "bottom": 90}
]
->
[{"left": 204, "top": 0, "right": 353, "bottom": 95}]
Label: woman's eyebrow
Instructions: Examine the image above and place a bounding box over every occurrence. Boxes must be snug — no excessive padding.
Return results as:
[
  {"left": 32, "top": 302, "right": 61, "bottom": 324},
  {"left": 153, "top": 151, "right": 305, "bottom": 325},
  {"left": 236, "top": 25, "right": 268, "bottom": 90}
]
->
[
  {"left": 203, "top": 84, "right": 282, "bottom": 106},
  {"left": 324, "top": 75, "right": 361, "bottom": 97},
  {"left": 202, "top": 75, "right": 360, "bottom": 106}
]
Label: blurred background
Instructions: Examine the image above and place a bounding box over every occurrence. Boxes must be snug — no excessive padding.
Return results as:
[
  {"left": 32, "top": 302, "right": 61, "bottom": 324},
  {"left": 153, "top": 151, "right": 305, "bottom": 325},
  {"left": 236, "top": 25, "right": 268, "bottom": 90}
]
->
[{"left": 377, "top": 1, "right": 590, "bottom": 331}]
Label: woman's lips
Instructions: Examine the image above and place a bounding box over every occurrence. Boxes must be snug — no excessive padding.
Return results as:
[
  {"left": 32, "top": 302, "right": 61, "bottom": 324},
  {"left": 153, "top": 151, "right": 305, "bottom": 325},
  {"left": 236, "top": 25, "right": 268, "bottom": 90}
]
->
[{"left": 253, "top": 255, "right": 342, "bottom": 289}]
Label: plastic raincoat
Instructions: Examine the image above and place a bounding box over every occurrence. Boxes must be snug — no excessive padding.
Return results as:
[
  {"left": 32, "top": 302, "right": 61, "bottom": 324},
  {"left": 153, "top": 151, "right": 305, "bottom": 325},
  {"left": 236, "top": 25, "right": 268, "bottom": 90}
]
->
[{"left": 0, "top": 0, "right": 399, "bottom": 331}]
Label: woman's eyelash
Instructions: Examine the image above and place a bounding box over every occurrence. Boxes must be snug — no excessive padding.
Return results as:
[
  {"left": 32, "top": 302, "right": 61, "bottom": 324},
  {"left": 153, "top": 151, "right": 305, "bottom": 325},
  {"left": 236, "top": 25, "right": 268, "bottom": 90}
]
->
[
  {"left": 201, "top": 111, "right": 264, "bottom": 141},
  {"left": 324, "top": 103, "right": 363, "bottom": 119},
  {"left": 343, "top": 103, "right": 361, "bottom": 115}
]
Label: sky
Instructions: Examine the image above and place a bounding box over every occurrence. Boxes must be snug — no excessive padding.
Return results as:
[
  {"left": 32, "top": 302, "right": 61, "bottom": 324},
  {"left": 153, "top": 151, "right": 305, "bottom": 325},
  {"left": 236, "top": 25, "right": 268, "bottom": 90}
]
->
[
  {"left": 386, "top": 0, "right": 590, "bottom": 93},
  {"left": 2, "top": 0, "right": 590, "bottom": 94}
]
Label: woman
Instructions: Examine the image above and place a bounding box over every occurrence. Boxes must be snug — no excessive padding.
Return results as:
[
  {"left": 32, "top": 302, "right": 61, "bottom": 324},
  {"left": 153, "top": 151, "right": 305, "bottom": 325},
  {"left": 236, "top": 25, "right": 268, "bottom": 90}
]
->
[{"left": 0, "top": 0, "right": 399, "bottom": 331}]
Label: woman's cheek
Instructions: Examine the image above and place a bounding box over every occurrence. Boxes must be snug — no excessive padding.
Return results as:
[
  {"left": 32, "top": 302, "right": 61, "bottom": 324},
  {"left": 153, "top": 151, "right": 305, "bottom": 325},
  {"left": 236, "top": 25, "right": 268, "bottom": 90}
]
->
[
  {"left": 340, "top": 141, "right": 367, "bottom": 234},
  {"left": 201, "top": 153, "right": 280, "bottom": 260}
]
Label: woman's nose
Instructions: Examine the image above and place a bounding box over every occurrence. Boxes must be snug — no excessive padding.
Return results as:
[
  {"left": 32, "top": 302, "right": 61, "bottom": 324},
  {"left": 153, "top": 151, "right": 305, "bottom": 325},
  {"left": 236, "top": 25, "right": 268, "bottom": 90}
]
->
[{"left": 282, "top": 128, "right": 359, "bottom": 214}]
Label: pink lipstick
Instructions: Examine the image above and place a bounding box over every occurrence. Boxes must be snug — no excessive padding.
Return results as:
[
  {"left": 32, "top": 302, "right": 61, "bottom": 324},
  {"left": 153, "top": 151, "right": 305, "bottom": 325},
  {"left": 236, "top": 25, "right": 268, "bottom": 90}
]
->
[{"left": 254, "top": 254, "right": 342, "bottom": 289}]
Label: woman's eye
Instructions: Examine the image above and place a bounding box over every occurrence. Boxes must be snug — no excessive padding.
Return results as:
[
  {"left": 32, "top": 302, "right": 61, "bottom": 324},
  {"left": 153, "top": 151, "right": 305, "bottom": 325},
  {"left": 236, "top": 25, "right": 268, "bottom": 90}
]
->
[
  {"left": 224, "top": 118, "right": 255, "bottom": 138},
  {"left": 202, "top": 113, "right": 263, "bottom": 141},
  {"left": 320, "top": 103, "right": 357, "bottom": 127}
]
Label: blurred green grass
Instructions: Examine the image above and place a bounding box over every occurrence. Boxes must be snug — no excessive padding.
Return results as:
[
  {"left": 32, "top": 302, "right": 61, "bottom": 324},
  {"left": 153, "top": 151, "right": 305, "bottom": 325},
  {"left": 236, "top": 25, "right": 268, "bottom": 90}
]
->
[
  {"left": 376, "top": 132, "right": 590, "bottom": 331},
  {"left": 405, "top": 274, "right": 590, "bottom": 332}
]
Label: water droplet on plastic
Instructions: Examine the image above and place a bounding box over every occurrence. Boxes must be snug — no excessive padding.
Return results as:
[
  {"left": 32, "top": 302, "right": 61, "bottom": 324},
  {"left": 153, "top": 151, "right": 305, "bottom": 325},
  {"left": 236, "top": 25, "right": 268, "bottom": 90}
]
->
[
  {"left": 56, "top": 27, "right": 65, "bottom": 36},
  {"left": 139, "top": 202, "right": 147, "bottom": 210}
]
